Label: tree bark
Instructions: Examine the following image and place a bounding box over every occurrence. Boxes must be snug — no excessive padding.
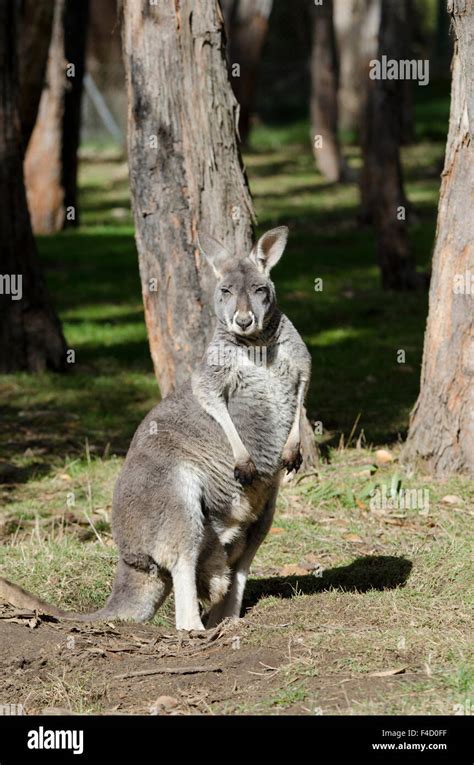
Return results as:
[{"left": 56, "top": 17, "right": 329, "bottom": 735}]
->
[
  {"left": 402, "top": 0, "right": 474, "bottom": 476},
  {"left": 121, "top": 0, "right": 317, "bottom": 468},
  {"left": 310, "top": 0, "right": 345, "bottom": 183},
  {"left": 18, "top": 0, "right": 55, "bottom": 152},
  {"left": 121, "top": 0, "right": 254, "bottom": 395},
  {"left": 0, "top": 1, "right": 67, "bottom": 373},
  {"left": 24, "top": 0, "right": 89, "bottom": 233},
  {"left": 359, "top": 0, "right": 419, "bottom": 289},
  {"left": 220, "top": 0, "right": 273, "bottom": 144}
]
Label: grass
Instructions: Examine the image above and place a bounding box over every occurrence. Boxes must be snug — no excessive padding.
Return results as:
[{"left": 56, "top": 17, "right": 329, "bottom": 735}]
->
[
  {"left": 2, "top": 93, "right": 472, "bottom": 715},
  {"left": 233, "top": 446, "right": 472, "bottom": 714},
  {"left": 1, "top": 443, "right": 472, "bottom": 714}
]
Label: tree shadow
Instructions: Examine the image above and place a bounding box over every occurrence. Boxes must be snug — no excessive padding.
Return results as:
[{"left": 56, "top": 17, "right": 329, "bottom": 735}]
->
[
  {"left": 0, "top": 361, "right": 158, "bottom": 491},
  {"left": 243, "top": 555, "right": 413, "bottom": 612},
  {"left": 0, "top": 461, "right": 50, "bottom": 486},
  {"left": 254, "top": 181, "right": 350, "bottom": 200}
]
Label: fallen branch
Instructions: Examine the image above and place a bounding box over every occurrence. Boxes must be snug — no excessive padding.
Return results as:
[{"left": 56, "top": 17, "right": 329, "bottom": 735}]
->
[{"left": 114, "top": 665, "right": 222, "bottom": 680}]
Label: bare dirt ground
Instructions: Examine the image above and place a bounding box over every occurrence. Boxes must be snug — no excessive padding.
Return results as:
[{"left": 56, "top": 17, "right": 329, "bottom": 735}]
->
[{"left": 0, "top": 595, "right": 421, "bottom": 716}]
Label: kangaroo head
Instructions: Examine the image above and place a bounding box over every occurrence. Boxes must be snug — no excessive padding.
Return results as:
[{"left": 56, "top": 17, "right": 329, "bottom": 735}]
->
[{"left": 198, "top": 226, "right": 288, "bottom": 339}]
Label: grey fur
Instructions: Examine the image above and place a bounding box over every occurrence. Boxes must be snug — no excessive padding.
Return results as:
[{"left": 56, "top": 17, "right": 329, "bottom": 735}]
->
[{"left": 0, "top": 227, "right": 311, "bottom": 631}]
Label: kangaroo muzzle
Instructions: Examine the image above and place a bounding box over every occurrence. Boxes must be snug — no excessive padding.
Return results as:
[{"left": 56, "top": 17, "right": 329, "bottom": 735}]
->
[{"left": 232, "top": 311, "right": 256, "bottom": 335}]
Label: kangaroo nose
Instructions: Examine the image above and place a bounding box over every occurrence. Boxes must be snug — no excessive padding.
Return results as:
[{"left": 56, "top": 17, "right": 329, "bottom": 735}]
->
[{"left": 236, "top": 314, "right": 252, "bottom": 330}]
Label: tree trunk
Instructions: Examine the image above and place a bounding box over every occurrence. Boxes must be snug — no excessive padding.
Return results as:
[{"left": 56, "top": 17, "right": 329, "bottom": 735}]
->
[
  {"left": 399, "top": 0, "right": 415, "bottom": 145},
  {"left": 121, "top": 0, "right": 317, "bottom": 468},
  {"left": 24, "top": 0, "right": 89, "bottom": 233},
  {"left": 402, "top": 1, "right": 474, "bottom": 476},
  {"left": 356, "top": 0, "right": 382, "bottom": 154},
  {"left": 334, "top": 0, "right": 410, "bottom": 145},
  {"left": 121, "top": 0, "right": 254, "bottom": 395},
  {"left": 220, "top": 0, "right": 273, "bottom": 143},
  {"left": 333, "top": 0, "right": 367, "bottom": 134},
  {"left": 0, "top": 1, "right": 67, "bottom": 373},
  {"left": 24, "top": 0, "right": 65, "bottom": 234},
  {"left": 62, "top": 0, "right": 90, "bottom": 224},
  {"left": 358, "top": 0, "right": 381, "bottom": 218},
  {"left": 310, "top": 0, "right": 345, "bottom": 183},
  {"left": 359, "top": 0, "right": 419, "bottom": 289},
  {"left": 18, "top": 0, "right": 55, "bottom": 152}
]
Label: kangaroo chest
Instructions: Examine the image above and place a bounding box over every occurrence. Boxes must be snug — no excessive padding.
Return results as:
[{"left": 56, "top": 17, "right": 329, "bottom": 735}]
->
[{"left": 226, "top": 343, "right": 298, "bottom": 475}]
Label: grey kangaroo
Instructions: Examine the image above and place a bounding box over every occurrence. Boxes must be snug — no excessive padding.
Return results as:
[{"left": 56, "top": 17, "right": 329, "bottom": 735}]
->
[{"left": 0, "top": 226, "right": 311, "bottom": 630}]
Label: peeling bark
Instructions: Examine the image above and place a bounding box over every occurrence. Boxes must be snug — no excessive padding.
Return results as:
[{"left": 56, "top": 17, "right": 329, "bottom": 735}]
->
[{"left": 402, "top": 1, "right": 474, "bottom": 475}]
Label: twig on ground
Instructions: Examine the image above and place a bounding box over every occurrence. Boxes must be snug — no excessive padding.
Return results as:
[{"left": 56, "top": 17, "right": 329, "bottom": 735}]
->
[{"left": 114, "top": 665, "right": 222, "bottom": 680}]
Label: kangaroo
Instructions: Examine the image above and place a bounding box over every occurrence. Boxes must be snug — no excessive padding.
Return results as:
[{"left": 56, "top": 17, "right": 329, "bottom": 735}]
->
[{"left": 0, "top": 226, "right": 311, "bottom": 630}]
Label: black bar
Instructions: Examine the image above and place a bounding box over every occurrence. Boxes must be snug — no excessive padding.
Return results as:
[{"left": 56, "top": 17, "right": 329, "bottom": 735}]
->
[{"left": 0, "top": 715, "right": 471, "bottom": 763}]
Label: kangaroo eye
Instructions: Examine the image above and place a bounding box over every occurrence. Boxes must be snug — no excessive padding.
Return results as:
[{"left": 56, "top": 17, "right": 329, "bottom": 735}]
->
[
  {"left": 221, "top": 288, "right": 232, "bottom": 295},
  {"left": 255, "top": 287, "right": 267, "bottom": 294}
]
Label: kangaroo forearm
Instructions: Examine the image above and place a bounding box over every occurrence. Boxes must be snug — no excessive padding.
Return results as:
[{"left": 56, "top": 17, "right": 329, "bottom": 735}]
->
[
  {"left": 192, "top": 375, "right": 249, "bottom": 460},
  {"left": 285, "top": 374, "right": 309, "bottom": 449}
]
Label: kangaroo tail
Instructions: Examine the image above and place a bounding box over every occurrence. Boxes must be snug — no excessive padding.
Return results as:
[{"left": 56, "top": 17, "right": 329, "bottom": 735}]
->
[
  {"left": 0, "top": 576, "right": 71, "bottom": 618},
  {"left": 0, "top": 559, "right": 171, "bottom": 623}
]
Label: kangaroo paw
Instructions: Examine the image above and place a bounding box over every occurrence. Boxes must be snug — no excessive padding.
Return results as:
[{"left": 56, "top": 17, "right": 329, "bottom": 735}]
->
[
  {"left": 281, "top": 446, "right": 302, "bottom": 474},
  {"left": 234, "top": 456, "right": 257, "bottom": 485}
]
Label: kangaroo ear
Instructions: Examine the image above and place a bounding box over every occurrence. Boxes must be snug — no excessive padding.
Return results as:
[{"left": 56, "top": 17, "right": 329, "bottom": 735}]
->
[
  {"left": 248, "top": 226, "right": 289, "bottom": 274},
  {"left": 197, "top": 232, "right": 232, "bottom": 278}
]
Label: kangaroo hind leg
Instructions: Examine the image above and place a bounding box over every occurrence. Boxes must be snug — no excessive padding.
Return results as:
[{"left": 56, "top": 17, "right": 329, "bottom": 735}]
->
[
  {"left": 78, "top": 557, "right": 171, "bottom": 622},
  {"left": 169, "top": 466, "right": 211, "bottom": 631}
]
